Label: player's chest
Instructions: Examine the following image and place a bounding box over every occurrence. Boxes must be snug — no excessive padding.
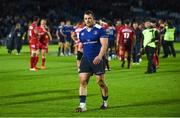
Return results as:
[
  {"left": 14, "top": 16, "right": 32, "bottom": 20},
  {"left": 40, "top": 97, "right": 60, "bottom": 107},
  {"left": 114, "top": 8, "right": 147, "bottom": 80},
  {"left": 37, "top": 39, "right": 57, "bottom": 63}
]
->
[
  {"left": 80, "top": 30, "right": 100, "bottom": 42},
  {"left": 63, "top": 27, "right": 73, "bottom": 33}
]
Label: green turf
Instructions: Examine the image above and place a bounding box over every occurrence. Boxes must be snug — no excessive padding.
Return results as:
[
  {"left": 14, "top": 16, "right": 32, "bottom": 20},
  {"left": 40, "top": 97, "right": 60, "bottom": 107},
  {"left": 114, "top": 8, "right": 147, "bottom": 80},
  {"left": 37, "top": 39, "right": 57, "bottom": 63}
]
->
[{"left": 0, "top": 43, "right": 180, "bottom": 117}]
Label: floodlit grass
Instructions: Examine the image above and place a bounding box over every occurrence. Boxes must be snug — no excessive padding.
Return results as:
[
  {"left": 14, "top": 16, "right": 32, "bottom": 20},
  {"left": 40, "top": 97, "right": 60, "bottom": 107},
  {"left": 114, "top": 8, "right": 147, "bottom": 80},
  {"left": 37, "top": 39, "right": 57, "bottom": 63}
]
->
[{"left": 0, "top": 43, "right": 180, "bottom": 117}]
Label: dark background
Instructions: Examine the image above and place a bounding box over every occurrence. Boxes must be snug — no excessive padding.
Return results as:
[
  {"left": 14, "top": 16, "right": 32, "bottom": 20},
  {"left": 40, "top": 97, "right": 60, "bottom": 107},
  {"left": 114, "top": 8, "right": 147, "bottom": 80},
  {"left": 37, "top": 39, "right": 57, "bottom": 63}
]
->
[{"left": 0, "top": 0, "right": 180, "bottom": 41}]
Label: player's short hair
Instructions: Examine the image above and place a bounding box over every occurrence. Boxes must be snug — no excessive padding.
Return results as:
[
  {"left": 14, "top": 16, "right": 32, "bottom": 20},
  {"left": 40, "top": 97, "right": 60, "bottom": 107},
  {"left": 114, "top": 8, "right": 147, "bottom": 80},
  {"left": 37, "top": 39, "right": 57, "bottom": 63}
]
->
[
  {"left": 124, "top": 19, "right": 130, "bottom": 25},
  {"left": 84, "top": 10, "right": 94, "bottom": 17}
]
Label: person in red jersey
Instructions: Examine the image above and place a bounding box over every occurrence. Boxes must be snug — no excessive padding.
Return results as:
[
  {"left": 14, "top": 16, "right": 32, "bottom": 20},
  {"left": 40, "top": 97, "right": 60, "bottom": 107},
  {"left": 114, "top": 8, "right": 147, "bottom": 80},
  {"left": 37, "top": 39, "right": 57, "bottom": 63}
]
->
[
  {"left": 28, "top": 16, "right": 40, "bottom": 71},
  {"left": 71, "top": 21, "right": 84, "bottom": 72},
  {"left": 115, "top": 20, "right": 124, "bottom": 60},
  {"left": 117, "top": 20, "right": 136, "bottom": 69},
  {"left": 38, "top": 19, "right": 52, "bottom": 69}
]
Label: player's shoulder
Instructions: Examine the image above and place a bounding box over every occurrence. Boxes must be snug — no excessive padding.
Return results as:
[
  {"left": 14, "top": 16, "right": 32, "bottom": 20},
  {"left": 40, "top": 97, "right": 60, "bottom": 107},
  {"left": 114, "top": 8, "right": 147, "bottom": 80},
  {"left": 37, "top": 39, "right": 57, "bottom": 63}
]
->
[
  {"left": 94, "top": 24, "right": 103, "bottom": 29},
  {"left": 58, "top": 25, "right": 63, "bottom": 29},
  {"left": 29, "top": 24, "right": 35, "bottom": 30},
  {"left": 37, "top": 26, "right": 41, "bottom": 29},
  {"left": 79, "top": 27, "right": 86, "bottom": 35},
  {"left": 123, "top": 26, "right": 133, "bottom": 31},
  {"left": 142, "top": 28, "right": 149, "bottom": 33},
  {"left": 119, "top": 26, "right": 124, "bottom": 31},
  {"left": 29, "top": 25, "right": 33, "bottom": 30},
  {"left": 80, "top": 26, "right": 86, "bottom": 32}
]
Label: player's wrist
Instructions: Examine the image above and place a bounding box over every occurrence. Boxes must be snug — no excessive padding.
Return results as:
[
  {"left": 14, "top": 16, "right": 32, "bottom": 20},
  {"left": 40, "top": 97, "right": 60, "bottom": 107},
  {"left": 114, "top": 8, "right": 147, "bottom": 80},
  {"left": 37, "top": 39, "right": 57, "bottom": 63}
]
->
[{"left": 97, "top": 55, "right": 102, "bottom": 60}]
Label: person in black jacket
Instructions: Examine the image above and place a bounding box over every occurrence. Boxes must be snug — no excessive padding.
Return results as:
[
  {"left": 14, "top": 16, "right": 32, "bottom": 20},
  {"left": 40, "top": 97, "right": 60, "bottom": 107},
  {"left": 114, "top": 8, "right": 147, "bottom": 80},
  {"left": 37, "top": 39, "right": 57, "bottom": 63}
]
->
[{"left": 7, "top": 23, "right": 23, "bottom": 55}]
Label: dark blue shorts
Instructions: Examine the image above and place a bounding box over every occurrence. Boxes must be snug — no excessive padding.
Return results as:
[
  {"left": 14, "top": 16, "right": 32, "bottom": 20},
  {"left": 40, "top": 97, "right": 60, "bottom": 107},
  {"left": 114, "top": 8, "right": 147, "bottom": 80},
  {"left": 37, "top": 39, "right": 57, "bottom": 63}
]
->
[{"left": 79, "top": 56, "right": 105, "bottom": 75}]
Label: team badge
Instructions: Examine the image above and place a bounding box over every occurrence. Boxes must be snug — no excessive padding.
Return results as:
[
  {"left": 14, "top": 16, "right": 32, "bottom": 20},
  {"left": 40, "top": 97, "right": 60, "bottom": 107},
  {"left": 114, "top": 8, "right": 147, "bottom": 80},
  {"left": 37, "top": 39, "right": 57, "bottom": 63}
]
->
[
  {"left": 81, "top": 33, "right": 84, "bottom": 36},
  {"left": 94, "top": 31, "right": 98, "bottom": 35}
]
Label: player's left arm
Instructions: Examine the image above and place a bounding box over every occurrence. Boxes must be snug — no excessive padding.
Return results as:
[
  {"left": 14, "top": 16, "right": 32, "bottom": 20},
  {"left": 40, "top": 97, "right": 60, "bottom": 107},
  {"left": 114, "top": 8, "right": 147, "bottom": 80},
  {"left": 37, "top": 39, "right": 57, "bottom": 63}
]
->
[
  {"left": 47, "top": 31, "right": 52, "bottom": 41},
  {"left": 44, "top": 26, "right": 52, "bottom": 41},
  {"left": 99, "top": 37, "right": 108, "bottom": 58},
  {"left": 71, "top": 31, "right": 77, "bottom": 42},
  {"left": 93, "top": 37, "right": 108, "bottom": 65}
]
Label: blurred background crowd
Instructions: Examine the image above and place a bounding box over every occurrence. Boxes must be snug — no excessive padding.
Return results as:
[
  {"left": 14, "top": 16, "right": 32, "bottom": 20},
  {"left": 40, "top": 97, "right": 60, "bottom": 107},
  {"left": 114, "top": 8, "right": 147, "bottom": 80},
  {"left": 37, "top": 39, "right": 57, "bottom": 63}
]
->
[{"left": 0, "top": 0, "right": 180, "bottom": 45}]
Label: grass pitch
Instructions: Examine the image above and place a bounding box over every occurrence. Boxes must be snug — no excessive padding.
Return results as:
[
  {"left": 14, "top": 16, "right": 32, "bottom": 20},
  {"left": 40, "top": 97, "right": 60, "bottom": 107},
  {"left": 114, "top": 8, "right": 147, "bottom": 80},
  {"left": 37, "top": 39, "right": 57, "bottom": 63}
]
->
[{"left": 0, "top": 43, "right": 180, "bottom": 117}]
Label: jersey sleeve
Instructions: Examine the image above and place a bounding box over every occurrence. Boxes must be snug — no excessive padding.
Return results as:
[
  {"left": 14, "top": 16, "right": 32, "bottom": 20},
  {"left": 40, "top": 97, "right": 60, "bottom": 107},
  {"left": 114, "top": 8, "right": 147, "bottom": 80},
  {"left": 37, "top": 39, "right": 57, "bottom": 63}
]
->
[
  {"left": 72, "top": 26, "right": 75, "bottom": 32},
  {"left": 79, "top": 31, "right": 83, "bottom": 43},
  {"left": 100, "top": 28, "right": 108, "bottom": 39}
]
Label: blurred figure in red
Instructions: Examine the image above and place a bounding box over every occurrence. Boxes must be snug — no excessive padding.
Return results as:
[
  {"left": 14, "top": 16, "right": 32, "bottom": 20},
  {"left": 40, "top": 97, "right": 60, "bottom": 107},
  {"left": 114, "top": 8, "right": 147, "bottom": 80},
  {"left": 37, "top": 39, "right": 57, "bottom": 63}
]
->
[
  {"left": 115, "top": 20, "right": 123, "bottom": 60},
  {"left": 28, "top": 16, "right": 40, "bottom": 71},
  {"left": 38, "top": 19, "right": 52, "bottom": 69},
  {"left": 71, "top": 21, "right": 84, "bottom": 71},
  {"left": 117, "top": 20, "right": 136, "bottom": 69}
]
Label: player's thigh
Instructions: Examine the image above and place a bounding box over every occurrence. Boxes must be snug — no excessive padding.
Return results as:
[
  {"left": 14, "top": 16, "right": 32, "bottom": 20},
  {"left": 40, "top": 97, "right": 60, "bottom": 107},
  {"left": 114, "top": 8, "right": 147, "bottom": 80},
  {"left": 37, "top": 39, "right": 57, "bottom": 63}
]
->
[
  {"left": 79, "top": 73, "right": 91, "bottom": 84},
  {"left": 79, "top": 56, "right": 92, "bottom": 73},
  {"left": 31, "top": 48, "right": 39, "bottom": 56},
  {"left": 31, "top": 49, "right": 36, "bottom": 55},
  {"left": 92, "top": 60, "right": 105, "bottom": 75},
  {"left": 95, "top": 74, "right": 105, "bottom": 85},
  {"left": 41, "top": 49, "right": 46, "bottom": 56},
  {"left": 96, "top": 74, "right": 104, "bottom": 81}
]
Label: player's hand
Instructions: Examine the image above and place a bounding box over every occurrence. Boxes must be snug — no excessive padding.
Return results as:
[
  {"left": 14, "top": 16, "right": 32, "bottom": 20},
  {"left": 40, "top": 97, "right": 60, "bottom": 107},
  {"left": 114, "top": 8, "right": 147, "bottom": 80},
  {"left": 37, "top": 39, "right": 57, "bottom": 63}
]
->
[{"left": 93, "top": 56, "right": 102, "bottom": 65}]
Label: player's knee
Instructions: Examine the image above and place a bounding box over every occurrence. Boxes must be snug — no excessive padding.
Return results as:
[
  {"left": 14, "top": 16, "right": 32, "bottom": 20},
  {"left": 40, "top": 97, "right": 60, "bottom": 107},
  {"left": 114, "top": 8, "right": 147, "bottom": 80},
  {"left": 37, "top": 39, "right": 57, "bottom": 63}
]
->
[
  {"left": 80, "top": 82, "right": 87, "bottom": 87},
  {"left": 42, "top": 55, "right": 46, "bottom": 58},
  {"left": 80, "top": 79, "right": 87, "bottom": 86},
  {"left": 97, "top": 79, "right": 105, "bottom": 88},
  {"left": 31, "top": 51, "right": 36, "bottom": 56},
  {"left": 42, "top": 51, "right": 46, "bottom": 55},
  {"left": 31, "top": 53, "right": 35, "bottom": 57}
]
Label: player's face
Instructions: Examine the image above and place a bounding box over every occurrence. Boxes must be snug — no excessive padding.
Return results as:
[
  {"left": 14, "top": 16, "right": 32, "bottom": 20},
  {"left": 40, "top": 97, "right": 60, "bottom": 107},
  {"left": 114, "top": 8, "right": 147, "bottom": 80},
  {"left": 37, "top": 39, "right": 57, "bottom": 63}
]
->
[
  {"left": 84, "top": 14, "right": 94, "bottom": 27},
  {"left": 41, "top": 20, "right": 47, "bottom": 27},
  {"left": 133, "top": 23, "right": 138, "bottom": 29},
  {"left": 144, "top": 21, "right": 151, "bottom": 28},
  {"left": 151, "top": 23, "right": 156, "bottom": 28},
  {"left": 16, "top": 23, "right": 21, "bottom": 29},
  {"left": 138, "top": 24, "right": 143, "bottom": 29},
  {"left": 116, "top": 21, "right": 122, "bottom": 26},
  {"left": 66, "top": 21, "right": 71, "bottom": 26},
  {"left": 60, "top": 21, "right": 65, "bottom": 26}
]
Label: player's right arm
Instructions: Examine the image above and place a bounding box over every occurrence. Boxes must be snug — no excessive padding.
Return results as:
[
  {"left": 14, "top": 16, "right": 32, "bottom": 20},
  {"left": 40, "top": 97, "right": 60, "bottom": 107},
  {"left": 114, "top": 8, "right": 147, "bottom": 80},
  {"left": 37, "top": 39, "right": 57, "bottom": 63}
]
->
[
  {"left": 56, "top": 29, "right": 60, "bottom": 40},
  {"left": 60, "top": 28, "right": 67, "bottom": 38},
  {"left": 71, "top": 31, "right": 78, "bottom": 42},
  {"left": 28, "top": 25, "right": 33, "bottom": 41}
]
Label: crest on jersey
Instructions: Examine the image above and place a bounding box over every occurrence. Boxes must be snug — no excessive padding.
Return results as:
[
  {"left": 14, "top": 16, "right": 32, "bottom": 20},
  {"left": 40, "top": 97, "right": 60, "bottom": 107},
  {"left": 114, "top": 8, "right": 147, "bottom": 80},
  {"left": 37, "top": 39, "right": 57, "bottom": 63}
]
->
[
  {"left": 94, "top": 31, "right": 98, "bottom": 35},
  {"left": 81, "top": 32, "right": 84, "bottom": 36}
]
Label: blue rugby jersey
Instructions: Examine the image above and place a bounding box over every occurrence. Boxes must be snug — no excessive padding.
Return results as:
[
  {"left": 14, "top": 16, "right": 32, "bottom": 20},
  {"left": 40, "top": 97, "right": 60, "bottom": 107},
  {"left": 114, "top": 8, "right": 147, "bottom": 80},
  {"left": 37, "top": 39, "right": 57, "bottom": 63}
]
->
[
  {"left": 79, "top": 24, "right": 108, "bottom": 61},
  {"left": 62, "top": 25, "right": 75, "bottom": 39},
  {"left": 57, "top": 25, "right": 63, "bottom": 33},
  {"left": 106, "top": 26, "right": 116, "bottom": 41}
]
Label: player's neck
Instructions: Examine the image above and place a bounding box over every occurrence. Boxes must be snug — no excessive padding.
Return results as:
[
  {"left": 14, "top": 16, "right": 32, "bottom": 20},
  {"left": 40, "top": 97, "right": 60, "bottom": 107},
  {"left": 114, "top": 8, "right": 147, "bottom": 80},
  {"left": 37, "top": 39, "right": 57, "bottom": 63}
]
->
[
  {"left": 86, "top": 25, "right": 93, "bottom": 32},
  {"left": 86, "top": 24, "right": 94, "bottom": 30}
]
